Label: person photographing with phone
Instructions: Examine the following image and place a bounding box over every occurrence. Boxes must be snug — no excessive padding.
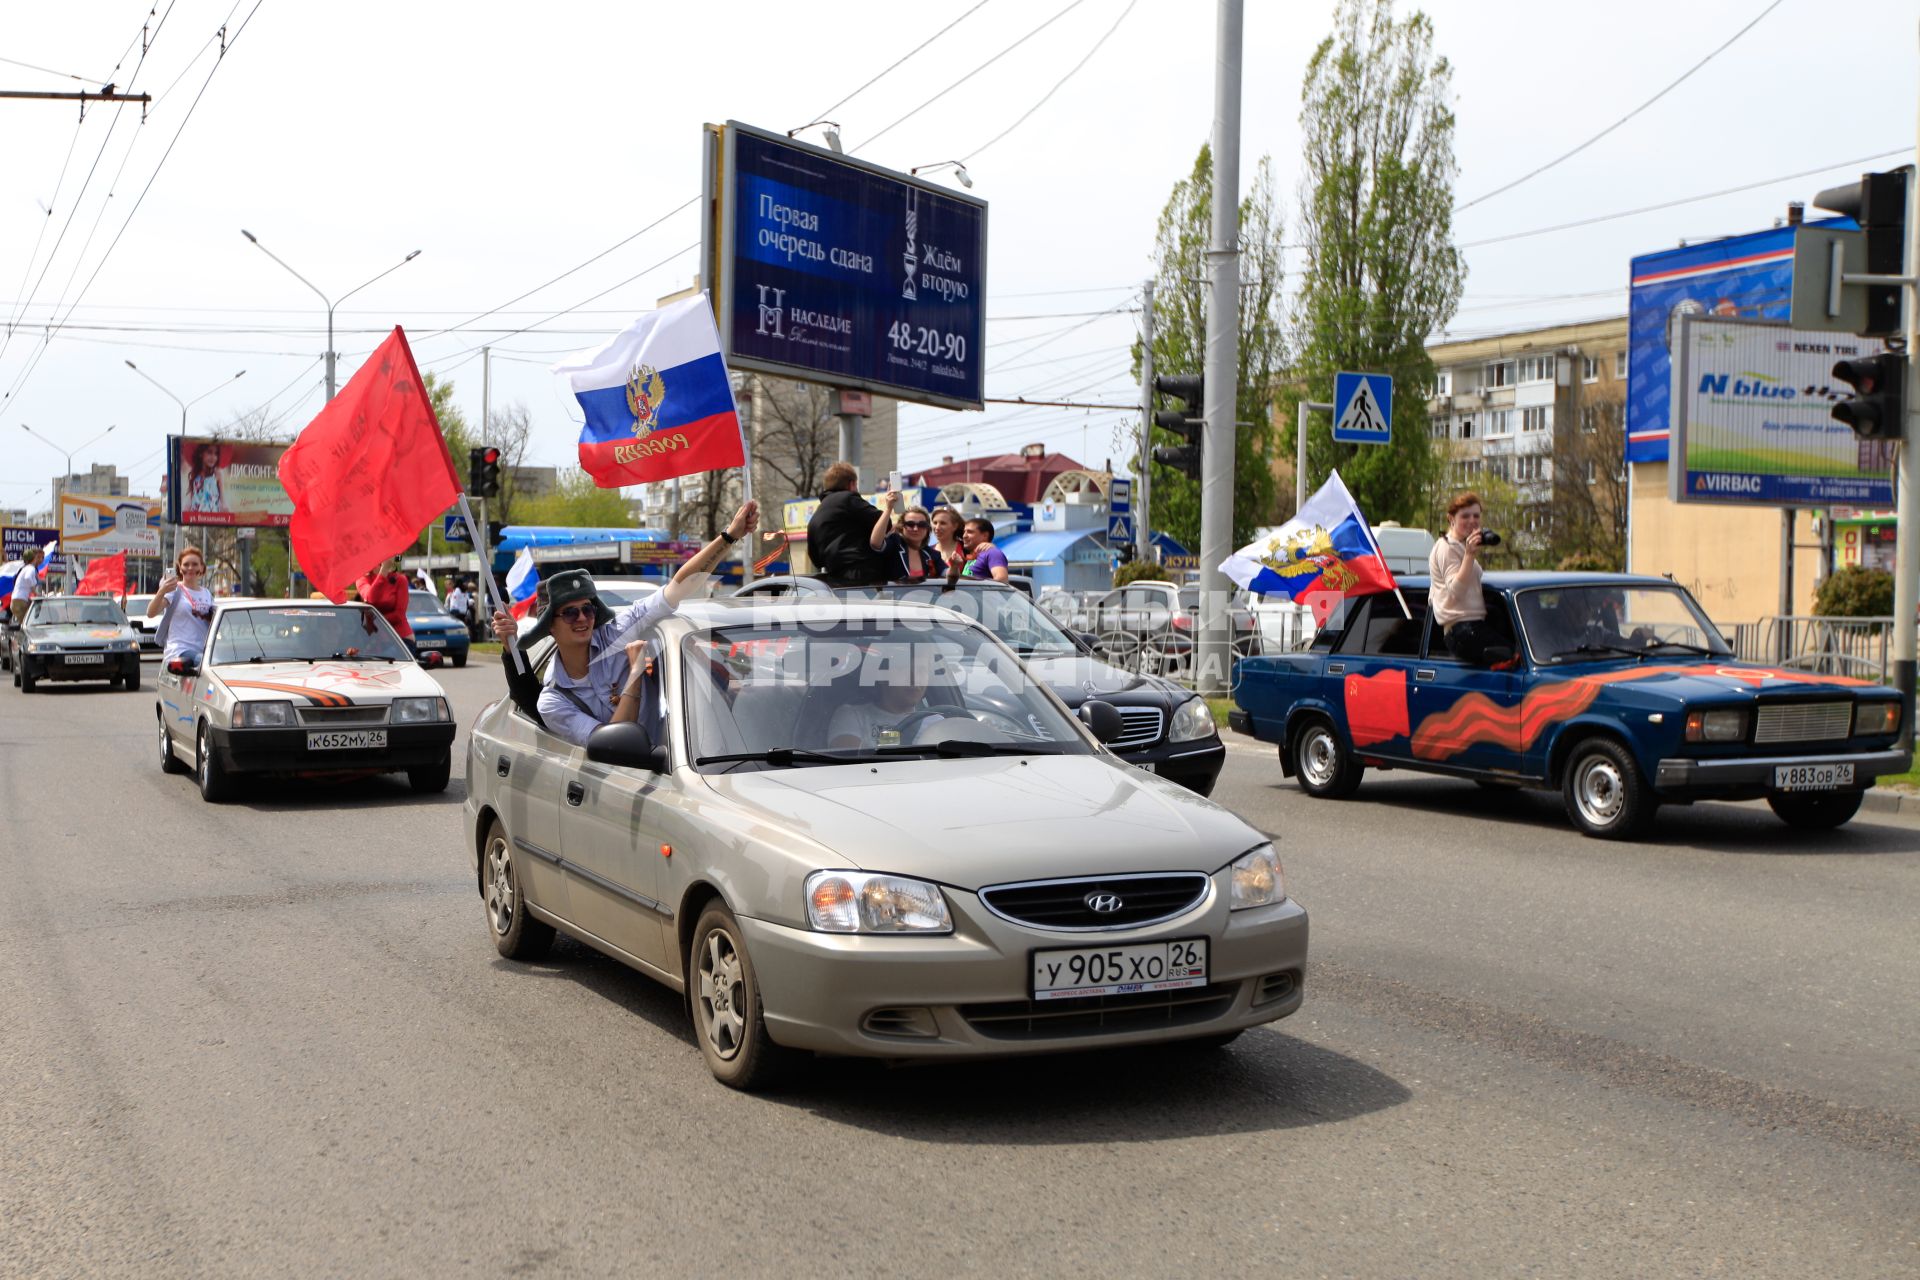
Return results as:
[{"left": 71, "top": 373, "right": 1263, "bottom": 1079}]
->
[
  {"left": 147, "top": 545, "right": 215, "bottom": 663},
  {"left": 1428, "top": 492, "right": 1512, "bottom": 667}
]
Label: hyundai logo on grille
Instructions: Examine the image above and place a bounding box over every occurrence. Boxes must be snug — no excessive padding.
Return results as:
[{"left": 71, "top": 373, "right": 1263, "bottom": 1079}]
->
[{"left": 1084, "top": 892, "right": 1125, "bottom": 914}]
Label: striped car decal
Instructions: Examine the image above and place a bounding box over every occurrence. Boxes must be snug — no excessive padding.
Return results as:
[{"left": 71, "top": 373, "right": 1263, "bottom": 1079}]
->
[{"left": 222, "top": 679, "right": 354, "bottom": 708}]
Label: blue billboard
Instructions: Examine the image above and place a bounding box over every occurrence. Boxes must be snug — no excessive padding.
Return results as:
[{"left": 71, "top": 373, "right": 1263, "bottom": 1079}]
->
[
  {"left": 1626, "top": 218, "right": 1851, "bottom": 465},
  {"left": 713, "top": 122, "right": 987, "bottom": 410}
]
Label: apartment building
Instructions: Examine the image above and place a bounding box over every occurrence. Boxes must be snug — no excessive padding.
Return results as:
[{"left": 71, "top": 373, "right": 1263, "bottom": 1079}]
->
[{"left": 1426, "top": 316, "right": 1628, "bottom": 551}]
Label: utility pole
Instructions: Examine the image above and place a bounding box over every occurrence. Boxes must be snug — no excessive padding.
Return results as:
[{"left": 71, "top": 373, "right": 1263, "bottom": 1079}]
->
[
  {"left": 1896, "top": 124, "right": 1920, "bottom": 750},
  {"left": 1199, "top": 0, "right": 1243, "bottom": 696},
  {"left": 1137, "top": 279, "right": 1155, "bottom": 564}
]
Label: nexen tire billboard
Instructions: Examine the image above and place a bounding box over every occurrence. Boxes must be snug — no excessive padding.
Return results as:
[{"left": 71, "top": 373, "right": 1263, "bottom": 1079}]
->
[{"left": 708, "top": 121, "right": 986, "bottom": 411}]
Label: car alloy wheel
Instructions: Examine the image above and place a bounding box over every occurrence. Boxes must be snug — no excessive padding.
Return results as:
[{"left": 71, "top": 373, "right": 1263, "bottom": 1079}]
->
[
  {"left": 484, "top": 821, "right": 553, "bottom": 960},
  {"left": 157, "top": 714, "right": 184, "bottom": 774},
  {"left": 688, "top": 902, "right": 797, "bottom": 1091}
]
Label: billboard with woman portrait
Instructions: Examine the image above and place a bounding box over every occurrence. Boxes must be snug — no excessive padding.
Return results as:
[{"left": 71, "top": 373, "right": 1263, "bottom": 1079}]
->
[{"left": 167, "top": 436, "right": 295, "bottom": 526}]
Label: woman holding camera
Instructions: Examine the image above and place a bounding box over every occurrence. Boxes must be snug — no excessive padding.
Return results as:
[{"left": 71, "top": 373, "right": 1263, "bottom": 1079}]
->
[{"left": 1429, "top": 493, "right": 1512, "bottom": 666}]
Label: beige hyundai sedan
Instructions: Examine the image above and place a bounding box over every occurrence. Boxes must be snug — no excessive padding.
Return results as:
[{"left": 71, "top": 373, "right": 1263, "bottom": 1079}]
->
[{"left": 464, "top": 597, "right": 1308, "bottom": 1090}]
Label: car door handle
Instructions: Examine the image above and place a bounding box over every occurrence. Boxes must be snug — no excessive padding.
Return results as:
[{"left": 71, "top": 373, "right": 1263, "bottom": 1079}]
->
[
  {"left": 1326, "top": 662, "right": 1346, "bottom": 675},
  {"left": 565, "top": 781, "right": 585, "bottom": 807},
  {"left": 496, "top": 755, "right": 512, "bottom": 778},
  {"left": 1415, "top": 669, "right": 1436, "bottom": 681}
]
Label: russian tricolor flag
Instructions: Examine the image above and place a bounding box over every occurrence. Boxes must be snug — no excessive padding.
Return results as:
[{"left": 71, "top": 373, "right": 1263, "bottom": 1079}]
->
[
  {"left": 506, "top": 550, "right": 540, "bottom": 620},
  {"left": 1220, "top": 470, "right": 1397, "bottom": 623},
  {"left": 551, "top": 293, "right": 746, "bottom": 488}
]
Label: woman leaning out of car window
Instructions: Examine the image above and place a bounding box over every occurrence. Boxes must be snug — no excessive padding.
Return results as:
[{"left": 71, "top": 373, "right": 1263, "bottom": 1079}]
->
[
  {"left": 869, "top": 490, "right": 946, "bottom": 583},
  {"left": 148, "top": 544, "right": 215, "bottom": 663}
]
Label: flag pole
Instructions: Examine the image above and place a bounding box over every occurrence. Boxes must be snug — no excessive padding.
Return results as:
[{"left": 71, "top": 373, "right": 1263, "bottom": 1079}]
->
[{"left": 458, "top": 493, "right": 523, "bottom": 674}]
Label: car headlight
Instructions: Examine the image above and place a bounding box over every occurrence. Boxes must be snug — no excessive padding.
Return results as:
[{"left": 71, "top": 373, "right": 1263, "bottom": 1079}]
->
[
  {"left": 1169, "top": 695, "right": 1217, "bottom": 743},
  {"left": 391, "top": 696, "right": 450, "bottom": 723},
  {"left": 234, "top": 700, "right": 294, "bottom": 728},
  {"left": 805, "top": 870, "right": 952, "bottom": 934},
  {"left": 26, "top": 642, "right": 54, "bottom": 654},
  {"left": 1684, "top": 708, "right": 1746, "bottom": 742},
  {"left": 1229, "top": 844, "right": 1286, "bottom": 910},
  {"left": 1854, "top": 700, "right": 1900, "bottom": 736}
]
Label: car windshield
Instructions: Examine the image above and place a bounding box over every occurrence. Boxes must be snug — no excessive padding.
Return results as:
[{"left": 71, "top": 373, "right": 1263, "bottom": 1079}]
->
[
  {"left": 838, "top": 584, "right": 1081, "bottom": 656},
  {"left": 29, "top": 599, "right": 125, "bottom": 626},
  {"left": 1517, "top": 584, "right": 1732, "bottom": 664},
  {"left": 407, "top": 600, "right": 450, "bottom": 619},
  {"left": 683, "top": 618, "right": 1091, "bottom": 772},
  {"left": 208, "top": 606, "right": 414, "bottom": 664}
]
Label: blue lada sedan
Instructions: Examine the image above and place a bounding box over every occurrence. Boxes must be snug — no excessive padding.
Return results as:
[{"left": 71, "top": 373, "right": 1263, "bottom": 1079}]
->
[{"left": 1229, "top": 573, "right": 1904, "bottom": 838}]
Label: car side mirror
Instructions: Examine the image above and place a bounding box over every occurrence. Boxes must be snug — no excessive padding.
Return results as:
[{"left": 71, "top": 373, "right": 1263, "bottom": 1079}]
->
[
  {"left": 167, "top": 655, "right": 199, "bottom": 676},
  {"left": 1078, "top": 699, "right": 1125, "bottom": 744},
  {"left": 586, "top": 721, "right": 670, "bottom": 773}
]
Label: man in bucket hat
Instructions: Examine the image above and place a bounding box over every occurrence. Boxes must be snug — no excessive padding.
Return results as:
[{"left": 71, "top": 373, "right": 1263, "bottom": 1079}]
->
[{"left": 491, "top": 500, "right": 759, "bottom": 746}]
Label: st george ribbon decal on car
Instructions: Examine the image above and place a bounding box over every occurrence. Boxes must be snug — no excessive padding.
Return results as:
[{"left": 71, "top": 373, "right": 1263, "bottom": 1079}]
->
[{"left": 1084, "top": 893, "right": 1125, "bottom": 914}]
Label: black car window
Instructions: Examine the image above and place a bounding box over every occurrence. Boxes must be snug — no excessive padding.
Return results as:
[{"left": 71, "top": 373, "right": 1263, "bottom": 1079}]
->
[
  {"left": 1360, "top": 598, "right": 1426, "bottom": 657},
  {"left": 1424, "top": 592, "right": 1517, "bottom": 662},
  {"left": 1331, "top": 598, "right": 1375, "bottom": 654}
]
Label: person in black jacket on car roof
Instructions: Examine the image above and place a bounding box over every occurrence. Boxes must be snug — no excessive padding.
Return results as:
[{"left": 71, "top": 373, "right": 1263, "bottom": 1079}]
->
[{"left": 805, "top": 461, "right": 890, "bottom": 587}]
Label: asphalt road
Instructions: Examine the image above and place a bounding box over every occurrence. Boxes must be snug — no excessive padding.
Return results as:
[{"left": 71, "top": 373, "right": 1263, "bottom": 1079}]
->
[{"left": 3, "top": 659, "right": 1916, "bottom": 1278}]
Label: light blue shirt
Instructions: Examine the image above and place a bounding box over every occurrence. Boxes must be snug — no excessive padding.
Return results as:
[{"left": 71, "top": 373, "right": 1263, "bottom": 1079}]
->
[{"left": 537, "top": 592, "right": 676, "bottom": 747}]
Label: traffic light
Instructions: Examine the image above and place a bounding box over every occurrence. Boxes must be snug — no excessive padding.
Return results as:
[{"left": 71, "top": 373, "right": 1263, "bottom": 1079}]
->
[
  {"left": 1831, "top": 354, "right": 1906, "bottom": 440},
  {"left": 1151, "top": 373, "right": 1204, "bottom": 480},
  {"left": 1813, "top": 167, "right": 1911, "bottom": 337},
  {"left": 469, "top": 445, "right": 502, "bottom": 497},
  {"left": 486, "top": 520, "right": 509, "bottom": 547}
]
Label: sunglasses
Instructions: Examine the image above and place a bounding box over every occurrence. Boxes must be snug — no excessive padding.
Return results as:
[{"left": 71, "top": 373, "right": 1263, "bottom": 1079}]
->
[
  {"left": 556, "top": 604, "right": 596, "bottom": 623},
  {"left": 900, "top": 520, "right": 930, "bottom": 530}
]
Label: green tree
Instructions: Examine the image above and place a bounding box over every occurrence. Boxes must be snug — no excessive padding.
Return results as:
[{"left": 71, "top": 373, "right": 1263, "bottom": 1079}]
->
[
  {"left": 1286, "top": 0, "right": 1465, "bottom": 526},
  {"left": 1132, "top": 145, "right": 1285, "bottom": 554},
  {"left": 514, "top": 469, "right": 635, "bottom": 527}
]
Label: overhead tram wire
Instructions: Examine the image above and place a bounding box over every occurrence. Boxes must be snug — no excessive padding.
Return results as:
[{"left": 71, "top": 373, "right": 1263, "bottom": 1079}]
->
[
  {"left": 962, "top": 0, "right": 1135, "bottom": 161},
  {"left": 1459, "top": 146, "right": 1912, "bottom": 249},
  {"left": 0, "top": 0, "right": 179, "bottom": 380},
  {"left": 5, "top": 113, "right": 87, "bottom": 342},
  {"left": 0, "top": 0, "right": 268, "bottom": 415},
  {"left": 0, "top": 54, "right": 110, "bottom": 83},
  {"left": 1456, "top": 0, "right": 1789, "bottom": 212},
  {"left": 853, "top": 0, "right": 1089, "bottom": 153},
  {"left": 419, "top": 195, "right": 699, "bottom": 344},
  {"left": 429, "top": 1, "right": 999, "bottom": 352},
  {"left": 809, "top": 0, "right": 994, "bottom": 123}
]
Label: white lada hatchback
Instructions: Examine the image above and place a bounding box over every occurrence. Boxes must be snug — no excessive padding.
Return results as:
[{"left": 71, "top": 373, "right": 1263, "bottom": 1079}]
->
[
  {"left": 157, "top": 599, "right": 456, "bottom": 802},
  {"left": 464, "top": 597, "right": 1308, "bottom": 1090}
]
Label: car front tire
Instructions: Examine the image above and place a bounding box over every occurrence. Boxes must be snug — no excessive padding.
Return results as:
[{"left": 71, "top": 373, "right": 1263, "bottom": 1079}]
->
[
  {"left": 408, "top": 750, "right": 452, "bottom": 794},
  {"left": 484, "top": 819, "right": 554, "bottom": 960},
  {"left": 689, "top": 901, "right": 798, "bottom": 1091},
  {"left": 1767, "top": 789, "right": 1863, "bottom": 830},
  {"left": 452, "top": 653, "right": 468, "bottom": 669},
  {"left": 1562, "top": 737, "right": 1652, "bottom": 839},
  {"left": 18, "top": 661, "right": 35, "bottom": 693},
  {"left": 196, "top": 723, "right": 234, "bottom": 803},
  {"left": 121, "top": 666, "right": 140, "bottom": 691},
  {"left": 1293, "top": 716, "right": 1363, "bottom": 799}
]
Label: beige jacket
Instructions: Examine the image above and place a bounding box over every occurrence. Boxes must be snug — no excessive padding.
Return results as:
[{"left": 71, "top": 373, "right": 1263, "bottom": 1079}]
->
[{"left": 1428, "top": 535, "right": 1486, "bottom": 627}]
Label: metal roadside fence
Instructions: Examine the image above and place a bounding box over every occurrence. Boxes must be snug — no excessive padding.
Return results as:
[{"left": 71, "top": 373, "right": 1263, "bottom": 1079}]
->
[{"left": 1730, "top": 615, "right": 1900, "bottom": 683}]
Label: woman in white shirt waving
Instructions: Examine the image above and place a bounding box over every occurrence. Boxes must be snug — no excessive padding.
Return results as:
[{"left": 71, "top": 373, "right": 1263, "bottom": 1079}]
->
[{"left": 148, "top": 544, "right": 216, "bottom": 663}]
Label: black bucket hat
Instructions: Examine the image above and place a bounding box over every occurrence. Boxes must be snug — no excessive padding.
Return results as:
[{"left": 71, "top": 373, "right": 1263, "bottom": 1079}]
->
[{"left": 523, "top": 568, "right": 613, "bottom": 644}]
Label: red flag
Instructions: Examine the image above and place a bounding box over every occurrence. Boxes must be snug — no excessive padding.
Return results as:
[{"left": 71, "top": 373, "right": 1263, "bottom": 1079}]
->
[
  {"left": 277, "top": 328, "right": 460, "bottom": 603},
  {"left": 75, "top": 552, "right": 126, "bottom": 598}
]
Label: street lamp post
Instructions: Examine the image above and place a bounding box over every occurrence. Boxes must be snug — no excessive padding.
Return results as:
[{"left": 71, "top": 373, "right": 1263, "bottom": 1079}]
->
[
  {"left": 125, "top": 363, "right": 247, "bottom": 587},
  {"left": 239, "top": 232, "right": 421, "bottom": 401},
  {"left": 20, "top": 422, "right": 117, "bottom": 590}
]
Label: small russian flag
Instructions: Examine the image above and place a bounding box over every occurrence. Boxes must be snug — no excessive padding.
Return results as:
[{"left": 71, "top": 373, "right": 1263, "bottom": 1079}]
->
[{"left": 506, "top": 549, "right": 540, "bottom": 619}]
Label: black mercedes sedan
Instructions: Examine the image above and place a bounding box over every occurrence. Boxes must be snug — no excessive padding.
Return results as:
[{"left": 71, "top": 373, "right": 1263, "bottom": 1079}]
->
[{"left": 732, "top": 577, "right": 1226, "bottom": 794}]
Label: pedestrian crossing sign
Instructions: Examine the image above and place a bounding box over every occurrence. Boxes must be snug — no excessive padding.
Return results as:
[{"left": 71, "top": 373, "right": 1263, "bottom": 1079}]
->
[
  {"left": 1108, "top": 513, "right": 1134, "bottom": 543},
  {"left": 1332, "top": 371, "right": 1393, "bottom": 444}
]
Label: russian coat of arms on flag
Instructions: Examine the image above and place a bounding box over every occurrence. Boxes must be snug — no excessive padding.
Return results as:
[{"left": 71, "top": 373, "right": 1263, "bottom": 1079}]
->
[
  {"left": 552, "top": 294, "right": 746, "bottom": 488},
  {"left": 1220, "top": 470, "right": 1400, "bottom": 624}
]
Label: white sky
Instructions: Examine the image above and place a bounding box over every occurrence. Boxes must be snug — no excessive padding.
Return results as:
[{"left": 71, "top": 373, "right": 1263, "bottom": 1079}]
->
[{"left": 1, "top": 0, "right": 1914, "bottom": 513}]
